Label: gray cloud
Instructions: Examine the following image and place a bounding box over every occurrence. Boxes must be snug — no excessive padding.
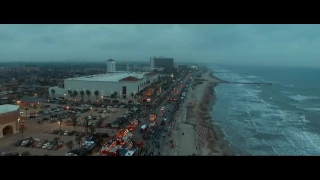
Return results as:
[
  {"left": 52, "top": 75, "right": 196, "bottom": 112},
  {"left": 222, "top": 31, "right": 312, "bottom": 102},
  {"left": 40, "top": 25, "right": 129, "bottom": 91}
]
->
[{"left": 0, "top": 24, "right": 319, "bottom": 67}]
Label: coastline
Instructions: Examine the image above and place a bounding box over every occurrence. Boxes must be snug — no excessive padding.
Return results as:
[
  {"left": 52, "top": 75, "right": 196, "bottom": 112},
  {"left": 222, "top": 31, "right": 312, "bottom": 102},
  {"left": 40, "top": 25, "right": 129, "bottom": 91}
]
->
[{"left": 184, "top": 70, "right": 235, "bottom": 155}]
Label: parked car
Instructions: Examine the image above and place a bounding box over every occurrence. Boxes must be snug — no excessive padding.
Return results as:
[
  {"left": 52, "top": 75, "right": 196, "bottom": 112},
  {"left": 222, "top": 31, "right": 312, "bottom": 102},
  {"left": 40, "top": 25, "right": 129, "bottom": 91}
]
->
[
  {"left": 68, "top": 131, "right": 76, "bottom": 136},
  {"left": 36, "top": 142, "right": 43, "bottom": 148},
  {"left": 25, "top": 139, "right": 35, "bottom": 147},
  {"left": 42, "top": 142, "right": 51, "bottom": 149},
  {"left": 15, "top": 140, "right": 23, "bottom": 146},
  {"left": 47, "top": 143, "right": 56, "bottom": 150},
  {"left": 21, "top": 140, "right": 30, "bottom": 146}
]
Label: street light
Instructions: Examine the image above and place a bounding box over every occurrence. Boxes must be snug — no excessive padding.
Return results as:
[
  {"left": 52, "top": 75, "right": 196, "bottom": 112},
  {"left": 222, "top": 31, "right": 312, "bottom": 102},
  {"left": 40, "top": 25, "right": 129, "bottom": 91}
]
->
[{"left": 57, "top": 120, "right": 62, "bottom": 134}]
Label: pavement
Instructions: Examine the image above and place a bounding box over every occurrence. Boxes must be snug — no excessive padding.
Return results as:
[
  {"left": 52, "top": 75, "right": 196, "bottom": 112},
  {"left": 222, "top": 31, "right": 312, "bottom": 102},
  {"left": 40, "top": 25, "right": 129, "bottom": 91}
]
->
[
  {"left": 130, "top": 73, "right": 192, "bottom": 156},
  {"left": 0, "top": 104, "right": 127, "bottom": 155}
]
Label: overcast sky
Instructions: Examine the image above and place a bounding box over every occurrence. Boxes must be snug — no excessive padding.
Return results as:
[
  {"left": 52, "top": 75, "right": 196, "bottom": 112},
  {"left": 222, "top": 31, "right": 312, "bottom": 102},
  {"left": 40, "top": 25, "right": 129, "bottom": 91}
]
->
[{"left": 0, "top": 24, "right": 319, "bottom": 67}]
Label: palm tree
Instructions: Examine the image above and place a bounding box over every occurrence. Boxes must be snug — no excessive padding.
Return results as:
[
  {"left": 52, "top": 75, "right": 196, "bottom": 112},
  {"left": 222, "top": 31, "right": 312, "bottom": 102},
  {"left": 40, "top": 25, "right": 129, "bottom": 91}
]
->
[
  {"left": 66, "top": 141, "right": 74, "bottom": 150},
  {"left": 50, "top": 89, "right": 55, "bottom": 98},
  {"left": 131, "top": 92, "right": 135, "bottom": 102},
  {"left": 89, "top": 124, "right": 96, "bottom": 136},
  {"left": 67, "top": 90, "right": 72, "bottom": 99},
  {"left": 24, "top": 108, "right": 29, "bottom": 120},
  {"left": 94, "top": 90, "right": 99, "bottom": 101},
  {"left": 73, "top": 90, "right": 78, "bottom": 100},
  {"left": 110, "top": 94, "right": 115, "bottom": 102},
  {"left": 80, "top": 90, "right": 85, "bottom": 102},
  {"left": 53, "top": 137, "right": 60, "bottom": 148},
  {"left": 21, "top": 151, "right": 31, "bottom": 156},
  {"left": 71, "top": 114, "right": 77, "bottom": 130},
  {"left": 96, "top": 120, "right": 103, "bottom": 144},
  {"left": 75, "top": 136, "right": 82, "bottom": 148},
  {"left": 113, "top": 92, "right": 118, "bottom": 101},
  {"left": 19, "top": 124, "right": 25, "bottom": 140},
  {"left": 85, "top": 90, "right": 91, "bottom": 102}
]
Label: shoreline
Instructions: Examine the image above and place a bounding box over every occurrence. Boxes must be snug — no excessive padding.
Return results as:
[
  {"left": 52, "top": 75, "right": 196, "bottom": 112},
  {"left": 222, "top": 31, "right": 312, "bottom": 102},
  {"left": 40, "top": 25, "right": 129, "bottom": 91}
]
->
[{"left": 185, "top": 70, "right": 235, "bottom": 155}]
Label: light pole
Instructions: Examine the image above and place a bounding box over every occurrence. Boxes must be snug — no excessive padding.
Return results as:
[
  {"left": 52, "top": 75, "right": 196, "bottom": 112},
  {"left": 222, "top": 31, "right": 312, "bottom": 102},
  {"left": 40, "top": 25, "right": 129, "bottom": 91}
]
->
[
  {"left": 57, "top": 120, "right": 62, "bottom": 135},
  {"left": 133, "top": 92, "right": 136, "bottom": 104}
]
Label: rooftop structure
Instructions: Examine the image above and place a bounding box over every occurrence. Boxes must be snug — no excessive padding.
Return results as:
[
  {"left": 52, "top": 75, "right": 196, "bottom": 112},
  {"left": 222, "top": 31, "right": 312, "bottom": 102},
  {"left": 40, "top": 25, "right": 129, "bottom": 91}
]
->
[
  {"left": 0, "top": 104, "right": 19, "bottom": 114},
  {"left": 65, "top": 72, "right": 147, "bottom": 82}
]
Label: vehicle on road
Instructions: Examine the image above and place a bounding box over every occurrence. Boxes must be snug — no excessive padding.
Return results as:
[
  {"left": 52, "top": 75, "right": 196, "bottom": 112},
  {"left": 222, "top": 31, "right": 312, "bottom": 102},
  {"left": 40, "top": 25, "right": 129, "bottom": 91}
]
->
[{"left": 140, "top": 124, "right": 148, "bottom": 133}]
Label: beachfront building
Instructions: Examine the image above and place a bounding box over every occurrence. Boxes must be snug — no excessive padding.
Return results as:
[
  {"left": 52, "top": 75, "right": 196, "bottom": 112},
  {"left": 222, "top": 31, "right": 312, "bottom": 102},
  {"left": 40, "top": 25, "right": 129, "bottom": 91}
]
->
[
  {"left": 0, "top": 104, "right": 20, "bottom": 138},
  {"left": 48, "top": 72, "right": 159, "bottom": 101},
  {"left": 150, "top": 56, "right": 174, "bottom": 71}
]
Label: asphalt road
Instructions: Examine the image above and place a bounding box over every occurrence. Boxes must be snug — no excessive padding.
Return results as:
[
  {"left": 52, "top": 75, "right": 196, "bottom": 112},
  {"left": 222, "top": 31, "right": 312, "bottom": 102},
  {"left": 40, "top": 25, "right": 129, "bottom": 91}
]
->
[{"left": 134, "top": 73, "right": 192, "bottom": 156}]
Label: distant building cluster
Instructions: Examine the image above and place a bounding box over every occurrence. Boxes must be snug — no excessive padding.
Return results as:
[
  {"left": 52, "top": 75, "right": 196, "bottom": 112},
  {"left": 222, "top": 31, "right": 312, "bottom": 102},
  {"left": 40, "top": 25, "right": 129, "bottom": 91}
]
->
[
  {"left": 47, "top": 56, "right": 181, "bottom": 101},
  {"left": 107, "top": 59, "right": 129, "bottom": 73},
  {"left": 49, "top": 59, "right": 160, "bottom": 101}
]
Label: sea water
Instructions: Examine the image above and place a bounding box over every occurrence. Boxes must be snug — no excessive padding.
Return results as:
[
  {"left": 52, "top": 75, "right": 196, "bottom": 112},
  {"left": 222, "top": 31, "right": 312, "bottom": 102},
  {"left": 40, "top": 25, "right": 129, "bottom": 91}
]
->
[{"left": 210, "top": 64, "right": 320, "bottom": 155}]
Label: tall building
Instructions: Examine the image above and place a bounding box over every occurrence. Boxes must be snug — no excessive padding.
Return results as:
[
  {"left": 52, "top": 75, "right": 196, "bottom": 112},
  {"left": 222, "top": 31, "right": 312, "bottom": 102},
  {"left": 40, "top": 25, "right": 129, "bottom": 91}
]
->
[
  {"left": 106, "top": 59, "right": 116, "bottom": 73},
  {"left": 150, "top": 56, "right": 174, "bottom": 71}
]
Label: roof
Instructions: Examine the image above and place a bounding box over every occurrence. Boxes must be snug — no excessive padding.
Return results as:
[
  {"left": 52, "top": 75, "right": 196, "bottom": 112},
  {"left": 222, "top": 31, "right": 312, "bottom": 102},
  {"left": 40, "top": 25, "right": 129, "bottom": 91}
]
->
[
  {"left": 119, "top": 76, "right": 140, "bottom": 81},
  {"left": 66, "top": 73, "right": 145, "bottom": 82},
  {"left": 0, "top": 104, "right": 19, "bottom": 114},
  {"left": 21, "top": 97, "right": 46, "bottom": 103},
  {"left": 107, "top": 59, "right": 115, "bottom": 62},
  {"left": 145, "top": 72, "right": 158, "bottom": 76}
]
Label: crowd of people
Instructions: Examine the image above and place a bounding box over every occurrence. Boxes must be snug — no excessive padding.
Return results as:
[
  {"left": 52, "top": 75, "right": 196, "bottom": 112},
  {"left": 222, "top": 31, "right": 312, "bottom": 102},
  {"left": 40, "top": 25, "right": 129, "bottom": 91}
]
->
[{"left": 130, "top": 75, "right": 190, "bottom": 156}]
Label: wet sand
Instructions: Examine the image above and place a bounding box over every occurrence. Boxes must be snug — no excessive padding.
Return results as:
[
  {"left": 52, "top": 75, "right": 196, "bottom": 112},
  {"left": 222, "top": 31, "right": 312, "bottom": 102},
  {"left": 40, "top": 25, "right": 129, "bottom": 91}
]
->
[{"left": 183, "top": 71, "right": 235, "bottom": 155}]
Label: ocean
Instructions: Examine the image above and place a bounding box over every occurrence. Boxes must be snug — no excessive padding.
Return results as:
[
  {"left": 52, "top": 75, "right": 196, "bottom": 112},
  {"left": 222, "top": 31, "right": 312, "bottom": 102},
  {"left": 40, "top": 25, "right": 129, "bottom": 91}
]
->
[{"left": 210, "top": 64, "right": 320, "bottom": 155}]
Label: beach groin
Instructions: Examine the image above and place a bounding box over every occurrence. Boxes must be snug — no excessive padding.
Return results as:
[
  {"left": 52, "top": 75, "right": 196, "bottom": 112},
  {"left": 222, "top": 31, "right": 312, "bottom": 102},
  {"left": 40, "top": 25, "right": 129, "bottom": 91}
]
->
[{"left": 208, "top": 72, "right": 273, "bottom": 86}]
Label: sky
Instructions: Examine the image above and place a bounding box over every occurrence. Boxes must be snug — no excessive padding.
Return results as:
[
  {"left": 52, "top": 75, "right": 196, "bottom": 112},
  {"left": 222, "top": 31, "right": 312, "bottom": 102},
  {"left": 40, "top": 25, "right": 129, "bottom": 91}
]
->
[{"left": 0, "top": 24, "right": 319, "bottom": 67}]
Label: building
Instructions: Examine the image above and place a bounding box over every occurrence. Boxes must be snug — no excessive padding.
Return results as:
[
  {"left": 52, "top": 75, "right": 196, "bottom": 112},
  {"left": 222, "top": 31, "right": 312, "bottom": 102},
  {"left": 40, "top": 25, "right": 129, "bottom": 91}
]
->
[
  {"left": 107, "top": 59, "right": 128, "bottom": 72},
  {"left": 178, "top": 65, "right": 188, "bottom": 70},
  {"left": 17, "top": 97, "right": 46, "bottom": 109},
  {"left": 150, "top": 56, "right": 174, "bottom": 71},
  {"left": 107, "top": 59, "right": 116, "bottom": 73},
  {"left": 0, "top": 104, "right": 20, "bottom": 138},
  {"left": 49, "top": 72, "right": 159, "bottom": 100},
  {"left": 116, "top": 62, "right": 129, "bottom": 72}
]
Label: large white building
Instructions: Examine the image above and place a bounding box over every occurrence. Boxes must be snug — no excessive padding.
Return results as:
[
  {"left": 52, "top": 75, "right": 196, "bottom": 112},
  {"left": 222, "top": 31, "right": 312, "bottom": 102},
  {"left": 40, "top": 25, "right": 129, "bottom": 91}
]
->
[{"left": 49, "top": 72, "right": 159, "bottom": 101}]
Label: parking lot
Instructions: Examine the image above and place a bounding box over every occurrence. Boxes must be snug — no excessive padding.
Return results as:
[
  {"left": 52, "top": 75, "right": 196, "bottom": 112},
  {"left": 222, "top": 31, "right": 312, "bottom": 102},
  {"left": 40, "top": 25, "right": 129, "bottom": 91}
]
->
[{"left": 0, "top": 103, "right": 129, "bottom": 156}]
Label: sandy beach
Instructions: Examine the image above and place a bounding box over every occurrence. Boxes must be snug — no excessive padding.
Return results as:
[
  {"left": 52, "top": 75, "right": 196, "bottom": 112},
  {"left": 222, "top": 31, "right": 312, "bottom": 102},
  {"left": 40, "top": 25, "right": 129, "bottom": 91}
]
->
[{"left": 172, "top": 70, "right": 235, "bottom": 156}]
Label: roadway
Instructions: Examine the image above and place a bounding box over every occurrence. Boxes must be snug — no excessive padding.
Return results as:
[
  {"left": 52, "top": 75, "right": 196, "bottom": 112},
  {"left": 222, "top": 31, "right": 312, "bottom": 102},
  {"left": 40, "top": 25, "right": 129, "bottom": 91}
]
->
[{"left": 133, "top": 73, "right": 192, "bottom": 156}]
